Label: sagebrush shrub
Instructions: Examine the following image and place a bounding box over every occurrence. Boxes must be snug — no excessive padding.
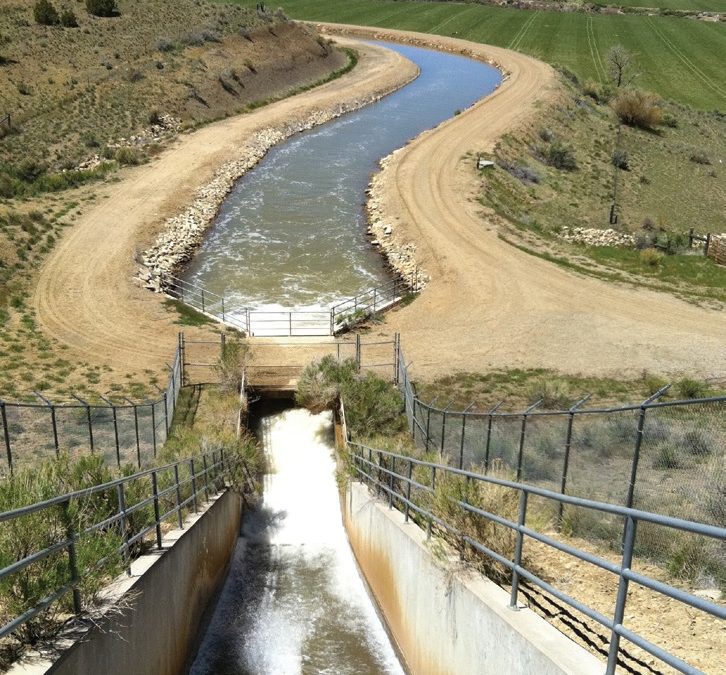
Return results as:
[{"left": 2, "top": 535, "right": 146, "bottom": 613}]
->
[
  {"left": 611, "top": 148, "right": 629, "bottom": 170},
  {"left": 542, "top": 142, "right": 578, "bottom": 171},
  {"left": 85, "top": 0, "right": 117, "bottom": 17},
  {"left": 613, "top": 89, "right": 662, "bottom": 129},
  {"left": 639, "top": 248, "right": 664, "bottom": 267},
  {"left": 60, "top": 8, "right": 78, "bottom": 27},
  {"left": 33, "top": 0, "right": 60, "bottom": 25}
]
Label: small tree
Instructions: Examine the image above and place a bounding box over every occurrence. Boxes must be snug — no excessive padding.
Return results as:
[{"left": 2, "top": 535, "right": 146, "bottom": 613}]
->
[
  {"left": 607, "top": 45, "right": 637, "bottom": 88},
  {"left": 33, "top": 0, "right": 60, "bottom": 25},
  {"left": 85, "top": 0, "right": 117, "bottom": 17}
]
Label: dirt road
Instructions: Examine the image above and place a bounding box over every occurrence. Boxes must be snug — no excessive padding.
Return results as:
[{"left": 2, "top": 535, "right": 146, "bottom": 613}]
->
[
  {"left": 323, "top": 26, "right": 725, "bottom": 381},
  {"left": 32, "top": 28, "right": 724, "bottom": 385},
  {"left": 31, "top": 40, "right": 416, "bottom": 382}
]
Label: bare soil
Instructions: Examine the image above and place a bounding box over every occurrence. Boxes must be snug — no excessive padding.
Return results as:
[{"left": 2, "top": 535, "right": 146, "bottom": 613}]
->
[{"left": 326, "top": 26, "right": 726, "bottom": 383}]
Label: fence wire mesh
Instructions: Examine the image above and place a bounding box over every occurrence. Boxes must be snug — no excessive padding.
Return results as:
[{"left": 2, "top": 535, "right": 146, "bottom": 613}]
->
[
  {"left": 0, "top": 340, "right": 182, "bottom": 476},
  {"left": 395, "top": 342, "right": 726, "bottom": 589}
]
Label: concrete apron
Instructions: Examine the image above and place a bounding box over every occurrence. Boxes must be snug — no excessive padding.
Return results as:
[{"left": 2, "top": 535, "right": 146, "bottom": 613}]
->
[
  {"left": 9, "top": 489, "right": 243, "bottom": 675},
  {"left": 343, "top": 481, "right": 603, "bottom": 675}
]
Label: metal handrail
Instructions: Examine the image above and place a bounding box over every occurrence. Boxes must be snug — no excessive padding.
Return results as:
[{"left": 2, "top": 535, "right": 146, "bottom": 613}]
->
[
  {"left": 161, "top": 270, "right": 420, "bottom": 337},
  {"left": 348, "top": 441, "right": 725, "bottom": 675},
  {"left": 0, "top": 449, "right": 231, "bottom": 640}
]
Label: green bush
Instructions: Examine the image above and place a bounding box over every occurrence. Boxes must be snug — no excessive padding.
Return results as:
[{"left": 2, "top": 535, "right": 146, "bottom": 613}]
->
[
  {"left": 114, "top": 146, "right": 141, "bottom": 166},
  {"left": 296, "top": 356, "right": 405, "bottom": 437},
  {"left": 526, "top": 377, "right": 572, "bottom": 409},
  {"left": 652, "top": 445, "right": 681, "bottom": 469},
  {"left": 680, "top": 429, "right": 713, "bottom": 457},
  {"left": 0, "top": 173, "right": 16, "bottom": 198},
  {"left": 85, "top": 0, "right": 117, "bottom": 17},
  {"left": 33, "top": 0, "right": 60, "bottom": 26},
  {"left": 639, "top": 248, "right": 664, "bottom": 267},
  {"left": 541, "top": 142, "right": 577, "bottom": 171},
  {"left": 59, "top": 8, "right": 78, "bottom": 27},
  {"left": 0, "top": 455, "right": 123, "bottom": 648},
  {"left": 582, "top": 79, "right": 612, "bottom": 104},
  {"left": 431, "top": 468, "right": 519, "bottom": 583},
  {"left": 676, "top": 377, "right": 709, "bottom": 400},
  {"left": 212, "top": 339, "right": 251, "bottom": 393}
]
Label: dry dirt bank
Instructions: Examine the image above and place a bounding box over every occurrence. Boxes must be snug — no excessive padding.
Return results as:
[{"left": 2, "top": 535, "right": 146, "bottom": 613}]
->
[
  {"left": 323, "top": 25, "right": 726, "bottom": 381},
  {"left": 31, "top": 39, "right": 417, "bottom": 384}
]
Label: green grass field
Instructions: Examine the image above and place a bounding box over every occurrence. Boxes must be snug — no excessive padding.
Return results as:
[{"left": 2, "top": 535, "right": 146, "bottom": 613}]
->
[{"left": 227, "top": 0, "right": 726, "bottom": 110}]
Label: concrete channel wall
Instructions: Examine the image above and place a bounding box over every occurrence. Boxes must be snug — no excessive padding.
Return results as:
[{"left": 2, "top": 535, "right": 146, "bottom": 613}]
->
[
  {"left": 343, "top": 482, "right": 603, "bottom": 675},
  {"left": 14, "top": 490, "right": 242, "bottom": 675}
]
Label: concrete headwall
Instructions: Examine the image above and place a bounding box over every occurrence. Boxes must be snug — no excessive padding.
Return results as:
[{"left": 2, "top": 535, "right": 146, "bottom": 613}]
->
[
  {"left": 343, "top": 482, "right": 603, "bottom": 675},
  {"left": 43, "top": 490, "right": 242, "bottom": 675}
]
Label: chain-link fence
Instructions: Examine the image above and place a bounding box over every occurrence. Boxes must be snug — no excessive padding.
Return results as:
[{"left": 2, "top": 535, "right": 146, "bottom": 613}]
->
[
  {"left": 0, "top": 338, "right": 183, "bottom": 476},
  {"left": 395, "top": 341, "right": 726, "bottom": 586}
]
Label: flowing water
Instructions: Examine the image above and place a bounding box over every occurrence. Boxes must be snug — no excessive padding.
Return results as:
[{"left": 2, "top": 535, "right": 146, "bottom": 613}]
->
[
  {"left": 189, "top": 404, "right": 405, "bottom": 675},
  {"left": 181, "top": 42, "right": 501, "bottom": 310},
  {"left": 188, "top": 43, "right": 502, "bottom": 672}
]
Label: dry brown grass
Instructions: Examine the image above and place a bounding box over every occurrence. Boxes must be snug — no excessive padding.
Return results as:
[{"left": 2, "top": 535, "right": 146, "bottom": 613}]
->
[{"left": 613, "top": 88, "right": 663, "bottom": 130}]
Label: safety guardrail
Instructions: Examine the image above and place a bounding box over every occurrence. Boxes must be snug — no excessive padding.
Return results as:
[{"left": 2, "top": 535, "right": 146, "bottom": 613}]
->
[
  {"left": 348, "top": 441, "right": 726, "bottom": 675},
  {"left": 0, "top": 449, "right": 230, "bottom": 642},
  {"left": 160, "top": 271, "right": 420, "bottom": 337}
]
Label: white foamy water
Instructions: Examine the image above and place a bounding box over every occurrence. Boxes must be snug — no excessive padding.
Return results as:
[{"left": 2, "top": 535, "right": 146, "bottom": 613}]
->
[{"left": 189, "top": 407, "right": 405, "bottom": 675}]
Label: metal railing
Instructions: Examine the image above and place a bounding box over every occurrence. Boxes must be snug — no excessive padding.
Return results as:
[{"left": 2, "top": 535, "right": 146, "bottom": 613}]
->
[
  {"left": 182, "top": 332, "right": 399, "bottom": 387},
  {"left": 349, "top": 441, "right": 726, "bottom": 675},
  {"left": 0, "top": 449, "right": 230, "bottom": 642},
  {"left": 161, "top": 271, "right": 419, "bottom": 337},
  {"left": 330, "top": 270, "right": 420, "bottom": 332},
  {"left": 0, "top": 336, "right": 184, "bottom": 475}
]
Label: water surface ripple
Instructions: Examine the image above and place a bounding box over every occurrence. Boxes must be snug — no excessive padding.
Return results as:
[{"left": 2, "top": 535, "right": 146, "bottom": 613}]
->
[{"left": 182, "top": 42, "right": 501, "bottom": 310}]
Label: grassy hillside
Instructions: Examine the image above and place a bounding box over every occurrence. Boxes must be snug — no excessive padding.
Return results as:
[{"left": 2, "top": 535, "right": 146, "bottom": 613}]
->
[
  {"left": 0, "top": 0, "right": 346, "bottom": 196},
  {"left": 480, "top": 74, "right": 726, "bottom": 303},
  {"left": 225, "top": 0, "right": 726, "bottom": 110},
  {"left": 0, "top": 0, "right": 351, "bottom": 400}
]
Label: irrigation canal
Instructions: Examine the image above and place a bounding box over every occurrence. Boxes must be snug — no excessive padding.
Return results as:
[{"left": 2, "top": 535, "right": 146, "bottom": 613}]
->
[
  {"left": 186, "top": 42, "right": 502, "bottom": 673},
  {"left": 181, "top": 41, "right": 501, "bottom": 312}
]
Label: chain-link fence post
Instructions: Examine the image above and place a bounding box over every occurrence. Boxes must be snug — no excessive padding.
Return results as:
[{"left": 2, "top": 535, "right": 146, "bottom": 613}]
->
[
  {"left": 625, "top": 386, "right": 670, "bottom": 511},
  {"left": 484, "top": 402, "right": 504, "bottom": 474},
  {"left": 73, "top": 395, "right": 94, "bottom": 454},
  {"left": 35, "top": 393, "right": 59, "bottom": 457},
  {"left": 517, "top": 401, "right": 542, "bottom": 481},
  {"left": 100, "top": 395, "right": 121, "bottom": 468},
  {"left": 558, "top": 395, "right": 592, "bottom": 527},
  {"left": 0, "top": 400, "right": 12, "bottom": 474}
]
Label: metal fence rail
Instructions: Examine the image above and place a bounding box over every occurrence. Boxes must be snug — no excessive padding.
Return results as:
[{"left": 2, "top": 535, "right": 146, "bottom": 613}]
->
[
  {"left": 0, "top": 449, "right": 230, "bottom": 642},
  {"left": 182, "top": 332, "right": 399, "bottom": 386},
  {"left": 0, "top": 337, "right": 184, "bottom": 476},
  {"left": 161, "top": 272, "right": 419, "bottom": 337},
  {"left": 349, "top": 441, "right": 726, "bottom": 675}
]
